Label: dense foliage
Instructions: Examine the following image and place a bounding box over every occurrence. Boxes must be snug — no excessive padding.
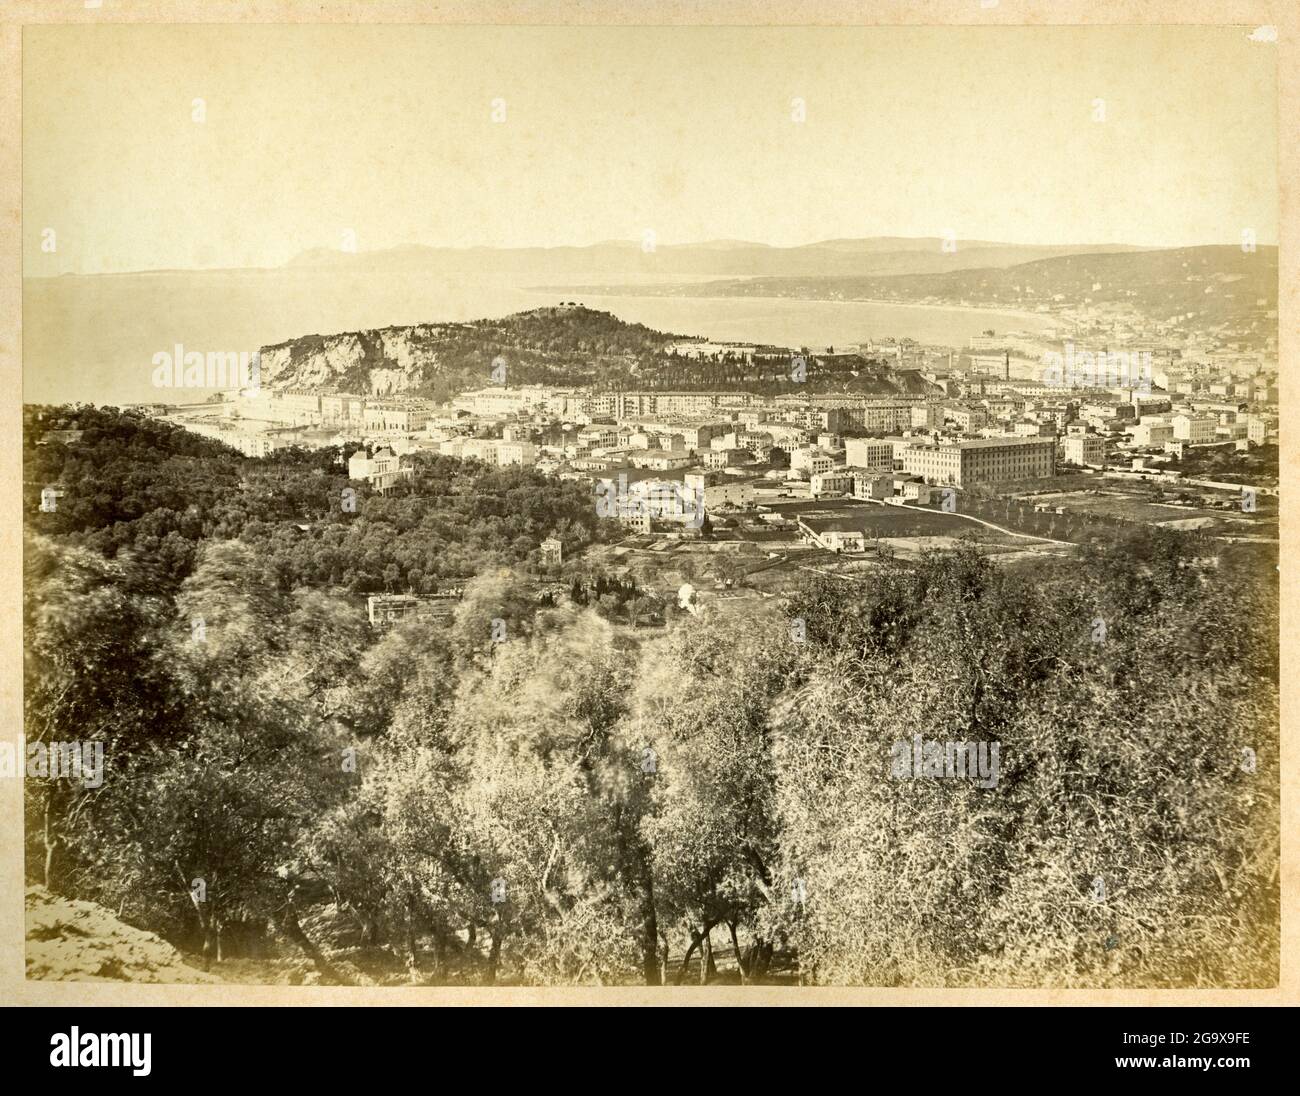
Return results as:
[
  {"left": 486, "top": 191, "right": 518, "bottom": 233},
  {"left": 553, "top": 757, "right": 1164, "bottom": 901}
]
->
[
  {"left": 23, "top": 407, "right": 1279, "bottom": 987},
  {"left": 26, "top": 405, "right": 612, "bottom": 594}
]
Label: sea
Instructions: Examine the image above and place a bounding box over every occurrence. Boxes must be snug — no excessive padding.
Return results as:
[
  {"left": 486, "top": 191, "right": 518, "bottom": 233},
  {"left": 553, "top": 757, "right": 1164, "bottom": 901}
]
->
[{"left": 23, "top": 271, "right": 1058, "bottom": 407}]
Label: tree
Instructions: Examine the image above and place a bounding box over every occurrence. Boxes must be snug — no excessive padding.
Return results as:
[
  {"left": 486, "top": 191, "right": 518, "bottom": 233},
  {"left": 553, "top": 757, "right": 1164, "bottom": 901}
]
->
[
  {"left": 633, "top": 609, "right": 795, "bottom": 982},
  {"left": 22, "top": 536, "right": 185, "bottom": 892},
  {"left": 774, "top": 543, "right": 1277, "bottom": 987}
]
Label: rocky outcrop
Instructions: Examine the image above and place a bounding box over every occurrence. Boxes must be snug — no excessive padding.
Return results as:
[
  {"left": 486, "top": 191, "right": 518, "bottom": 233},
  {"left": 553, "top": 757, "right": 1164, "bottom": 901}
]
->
[
  {"left": 258, "top": 325, "right": 450, "bottom": 395},
  {"left": 26, "top": 885, "right": 220, "bottom": 983}
]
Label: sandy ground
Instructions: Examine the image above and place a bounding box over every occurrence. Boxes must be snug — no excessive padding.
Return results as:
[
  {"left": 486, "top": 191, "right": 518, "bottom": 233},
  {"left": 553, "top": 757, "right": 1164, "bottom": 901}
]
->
[{"left": 26, "top": 886, "right": 220, "bottom": 984}]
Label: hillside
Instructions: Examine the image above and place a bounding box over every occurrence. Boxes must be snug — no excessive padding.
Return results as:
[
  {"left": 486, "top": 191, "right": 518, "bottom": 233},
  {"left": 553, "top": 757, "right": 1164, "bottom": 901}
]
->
[
  {"left": 558, "top": 245, "right": 1278, "bottom": 327},
  {"left": 24, "top": 404, "right": 612, "bottom": 594},
  {"left": 257, "top": 306, "right": 692, "bottom": 399},
  {"left": 255, "top": 305, "right": 928, "bottom": 399}
]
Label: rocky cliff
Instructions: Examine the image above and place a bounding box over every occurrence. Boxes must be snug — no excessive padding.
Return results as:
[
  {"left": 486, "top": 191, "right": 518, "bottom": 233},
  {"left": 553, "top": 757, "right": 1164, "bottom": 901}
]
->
[{"left": 258, "top": 325, "right": 452, "bottom": 395}]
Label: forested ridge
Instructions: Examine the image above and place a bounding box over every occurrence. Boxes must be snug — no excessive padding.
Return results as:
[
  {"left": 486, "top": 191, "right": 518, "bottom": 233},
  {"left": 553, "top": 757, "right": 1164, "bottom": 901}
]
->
[
  {"left": 23, "top": 406, "right": 1278, "bottom": 986},
  {"left": 25, "top": 406, "right": 612, "bottom": 594}
]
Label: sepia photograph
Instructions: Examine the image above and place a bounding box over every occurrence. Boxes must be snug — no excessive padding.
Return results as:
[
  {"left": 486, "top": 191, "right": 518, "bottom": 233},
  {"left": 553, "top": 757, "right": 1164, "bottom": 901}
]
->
[{"left": 2, "top": 0, "right": 1293, "bottom": 1033}]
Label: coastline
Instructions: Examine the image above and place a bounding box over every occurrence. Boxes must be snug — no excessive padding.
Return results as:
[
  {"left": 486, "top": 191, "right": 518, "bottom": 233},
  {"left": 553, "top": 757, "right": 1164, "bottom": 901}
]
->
[{"left": 564, "top": 288, "right": 1059, "bottom": 330}]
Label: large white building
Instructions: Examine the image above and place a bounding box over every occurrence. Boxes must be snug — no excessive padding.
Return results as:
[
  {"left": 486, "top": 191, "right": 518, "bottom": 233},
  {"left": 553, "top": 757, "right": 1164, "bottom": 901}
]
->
[
  {"left": 843, "top": 438, "right": 896, "bottom": 473},
  {"left": 790, "top": 447, "right": 837, "bottom": 476},
  {"left": 1171, "top": 415, "right": 1217, "bottom": 444},
  {"left": 810, "top": 470, "right": 855, "bottom": 498},
  {"left": 1062, "top": 435, "right": 1106, "bottom": 468},
  {"left": 349, "top": 447, "right": 412, "bottom": 492},
  {"left": 364, "top": 401, "right": 431, "bottom": 435},
  {"left": 901, "top": 438, "right": 1056, "bottom": 486},
  {"left": 495, "top": 440, "right": 538, "bottom": 466}
]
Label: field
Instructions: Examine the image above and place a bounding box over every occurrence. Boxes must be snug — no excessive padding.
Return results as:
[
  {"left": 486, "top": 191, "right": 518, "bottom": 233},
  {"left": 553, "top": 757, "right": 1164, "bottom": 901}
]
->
[{"left": 1026, "top": 487, "right": 1277, "bottom": 536}]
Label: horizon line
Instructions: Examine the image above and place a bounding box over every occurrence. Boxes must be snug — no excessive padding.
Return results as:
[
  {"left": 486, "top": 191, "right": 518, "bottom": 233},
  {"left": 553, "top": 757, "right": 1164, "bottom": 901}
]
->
[{"left": 23, "top": 236, "right": 1278, "bottom": 281}]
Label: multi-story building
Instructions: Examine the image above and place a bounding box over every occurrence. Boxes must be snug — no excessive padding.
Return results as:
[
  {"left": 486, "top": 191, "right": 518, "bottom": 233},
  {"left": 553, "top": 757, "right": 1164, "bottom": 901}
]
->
[
  {"left": 613, "top": 391, "right": 760, "bottom": 418},
  {"left": 601, "top": 477, "right": 703, "bottom": 527},
  {"left": 911, "top": 403, "right": 944, "bottom": 429},
  {"left": 860, "top": 402, "right": 916, "bottom": 433},
  {"left": 495, "top": 441, "right": 538, "bottom": 466},
  {"left": 1063, "top": 435, "right": 1107, "bottom": 468},
  {"left": 349, "top": 447, "right": 412, "bottom": 493},
  {"left": 676, "top": 423, "right": 728, "bottom": 450},
  {"left": 364, "top": 401, "right": 431, "bottom": 435},
  {"left": 1171, "top": 415, "right": 1217, "bottom": 444},
  {"left": 685, "top": 471, "right": 756, "bottom": 511},
  {"left": 790, "top": 447, "right": 837, "bottom": 476},
  {"left": 1037, "top": 405, "right": 1075, "bottom": 430},
  {"left": 455, "top": 386, "right": 557, "bottom": 418},
  {"left": 1129, "top": 422, "right": 1174, "bottom": 447},
  {"left": 278, "top": 390, "right": 324, "bottom": 425},
  {"left": 945, "top": 404, "right": 989, "bottom": 432},
  {"left": 539, "top": 537, "right": 563, "bottom": 566},
  {"left": 844, "top": 438, "right": 896, "bottom": 473},
  {"left": 852, "top": 474, "right": 894, "bottom": 501},
  {"left": 701, "top": 447, "right": 749, "bottom": 470},
  {"left": 460, "top": 438, "right": 500, "bottom": 464},
  {"left": 576, "top": 426, "right": 621, "bottom": 452},
  {"left": 321, "top": 393, "right": 367, "bottom": 424},
  {"left": 737, "top": 430, "right": 775, "bottom": 452},
  {"left": 901, "top": 438, "right": 1056, "bottom": 486},
  {"left": 810, "top": 470, "right": 855, "bottom": 498}
]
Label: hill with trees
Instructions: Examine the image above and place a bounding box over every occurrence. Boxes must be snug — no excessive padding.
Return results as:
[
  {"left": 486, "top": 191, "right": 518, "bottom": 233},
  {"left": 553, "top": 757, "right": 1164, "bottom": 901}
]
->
[
  {"left": 25, "top": 405, "right": 617, "bottom": 594},
  {"left": 257, "top": 306, "right": 699, "bottom": 401},
  {"left": 255, "top": 305, "right": 920, "bottom": 400}
]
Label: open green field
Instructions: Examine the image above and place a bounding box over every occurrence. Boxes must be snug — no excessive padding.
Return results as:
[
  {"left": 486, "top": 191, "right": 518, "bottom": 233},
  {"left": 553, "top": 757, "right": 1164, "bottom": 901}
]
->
[
  {"left": 1030, "top": 488, "right": 1276, "bottom": 532},
  {"left": 765, "top": 498, "right": 984, "bottom": 539}
]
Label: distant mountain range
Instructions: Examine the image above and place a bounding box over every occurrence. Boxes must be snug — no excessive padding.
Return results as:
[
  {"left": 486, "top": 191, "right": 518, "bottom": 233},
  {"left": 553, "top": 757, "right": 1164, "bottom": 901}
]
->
[
  {"left": 280, "top": 238, "right": 1276, "bottom": 328},
  {"left": 283, "top": 237, "right": 1152, "bottom": 279},
  {"left": 552, "top": 244, "right": 1279, "bottom": 327}
]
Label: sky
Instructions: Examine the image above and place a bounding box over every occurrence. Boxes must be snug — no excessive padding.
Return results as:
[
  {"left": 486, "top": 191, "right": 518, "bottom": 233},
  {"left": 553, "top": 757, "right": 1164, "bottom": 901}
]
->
[{"left": 22, "top": 23, "right": 1279, "bottom": 275}]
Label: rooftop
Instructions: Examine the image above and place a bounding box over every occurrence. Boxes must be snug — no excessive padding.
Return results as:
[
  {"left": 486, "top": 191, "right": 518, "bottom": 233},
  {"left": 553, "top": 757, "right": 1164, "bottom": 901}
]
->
[{"left": 907, "top": 437, "right": 1057, "bottom": 452}]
